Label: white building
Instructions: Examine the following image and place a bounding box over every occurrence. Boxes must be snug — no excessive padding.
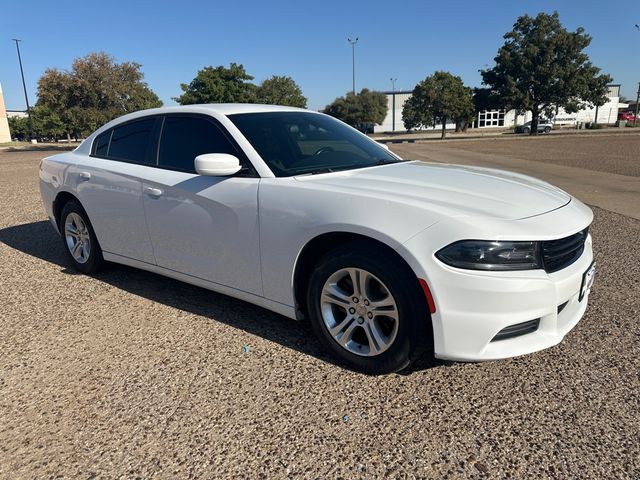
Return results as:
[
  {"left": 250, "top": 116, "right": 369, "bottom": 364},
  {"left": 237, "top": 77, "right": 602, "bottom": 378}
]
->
[
  {"left": 375, "top": 84, "right": 626, "bottom": 133},
  {"left": 6, "top": 109, "right": 27, "bottom": 119},
  {"left": 0, "top": 84, "right": 12, "bottom": 143},
  {"left": 375, "top": 90, "right": 415, "bottom": 132}
]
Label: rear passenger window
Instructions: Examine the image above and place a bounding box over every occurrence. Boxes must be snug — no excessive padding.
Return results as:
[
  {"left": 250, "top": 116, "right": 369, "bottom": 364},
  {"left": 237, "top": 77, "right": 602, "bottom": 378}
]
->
[
  {"left": 93, "top": 130, "right": 111, "bottom": 156},
  {"left": 108, "top": 118, "right": 156, "bottom": 164},
  {"left": 158, "top": 116, "right": 238, "bottom": 172}
]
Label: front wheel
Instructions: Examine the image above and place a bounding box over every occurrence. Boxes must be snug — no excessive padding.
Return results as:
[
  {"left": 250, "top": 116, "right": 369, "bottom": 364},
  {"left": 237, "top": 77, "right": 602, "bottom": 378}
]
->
[
  {"left": 544, "top": 126, "right": 551, "bottom": 133},
  {"left": 306, "top": 244, "right": 431, "bottom": 374},
  {"left": 523, "top": 127, "right": 531, "bottom": 134}
]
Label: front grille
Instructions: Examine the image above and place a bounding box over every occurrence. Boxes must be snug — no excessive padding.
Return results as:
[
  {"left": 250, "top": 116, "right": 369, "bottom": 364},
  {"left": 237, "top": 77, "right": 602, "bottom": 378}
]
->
[
  {"left": 541, "top": 228, "right": 588, "bottom": 273},
  {"left": 491, "top": 319, "right": 540, "bottom": 342}
]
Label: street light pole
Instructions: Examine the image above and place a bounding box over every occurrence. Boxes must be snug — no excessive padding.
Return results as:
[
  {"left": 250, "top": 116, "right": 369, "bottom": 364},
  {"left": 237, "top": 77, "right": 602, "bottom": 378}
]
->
[
  {"left": 634, "top": 82, "right": 640, "bottom": 127},
  {"left": 390, "top": 78, "right": 397, "bottom": 132},
  {"left": 12, "top": 39, "right": 34, "bottom": 141},
  {"left": 634, "top": 26, "right": 640, "bottom": 126},
  {"left": 347, "top": 37, "right": 359, "bottom": 94}
]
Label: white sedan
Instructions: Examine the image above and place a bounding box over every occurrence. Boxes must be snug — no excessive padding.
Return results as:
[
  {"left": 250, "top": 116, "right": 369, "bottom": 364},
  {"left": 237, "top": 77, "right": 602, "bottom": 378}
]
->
[{"left": 39, "top": 104, "right": 595, "bottom": 374}]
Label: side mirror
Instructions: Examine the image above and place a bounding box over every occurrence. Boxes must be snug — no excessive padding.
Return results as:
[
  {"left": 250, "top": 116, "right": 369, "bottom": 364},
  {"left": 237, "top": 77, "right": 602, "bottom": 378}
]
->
[{"left": 194, "top": 153, "right": 242, "bottom": 176}]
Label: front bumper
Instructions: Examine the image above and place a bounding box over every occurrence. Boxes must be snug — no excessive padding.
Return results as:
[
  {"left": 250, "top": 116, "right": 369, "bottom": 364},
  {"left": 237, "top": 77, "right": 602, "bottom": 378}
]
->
[
  {"left": 433, "top": 242, "right": 592, "bottom": 361},
  {"left": 397, "top": 199, "right": 594, "bottom": 361}
]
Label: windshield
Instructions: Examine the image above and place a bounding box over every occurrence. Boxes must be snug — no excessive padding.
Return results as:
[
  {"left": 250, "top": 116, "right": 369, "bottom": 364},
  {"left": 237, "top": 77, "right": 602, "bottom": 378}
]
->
[{"left": 228, "top": 111, "right": 401, "bottom": 176}]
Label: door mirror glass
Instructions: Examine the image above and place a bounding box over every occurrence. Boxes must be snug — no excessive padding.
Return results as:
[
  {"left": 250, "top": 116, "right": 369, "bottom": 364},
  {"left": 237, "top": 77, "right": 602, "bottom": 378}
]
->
[{"left": 194, "top": 153, "right": 242, "bottom": 176}]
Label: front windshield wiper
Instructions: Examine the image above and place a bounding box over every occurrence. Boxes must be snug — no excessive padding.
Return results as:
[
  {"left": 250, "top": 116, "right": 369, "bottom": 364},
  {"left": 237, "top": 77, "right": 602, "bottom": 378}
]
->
[
  {"left": 295, "top": 167, "right": 339, "bottom": 176},
  {"left": 295, "top": 159, "right": 403, "bottom": 176},
  {"left": 372, "top": 158, "right": 403, "bottom": 165},
  {"left": 308, "top": 167, "right": 335, "bottom": 175},
  {"left": 296, "top": 165, "right": 360, "bottom": 176}
]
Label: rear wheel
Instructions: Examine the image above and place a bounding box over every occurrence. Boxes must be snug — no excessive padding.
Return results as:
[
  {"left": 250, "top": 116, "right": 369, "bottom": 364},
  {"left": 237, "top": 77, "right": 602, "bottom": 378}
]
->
[
  {"left": 60, "top": 200, "right": 105, "bottom": 274},
  {"left": 306, "top": 244, "right": 431, "bottom": 374},
  {"left": 544, "top": 126, "right": 551, "bottom": 133}
]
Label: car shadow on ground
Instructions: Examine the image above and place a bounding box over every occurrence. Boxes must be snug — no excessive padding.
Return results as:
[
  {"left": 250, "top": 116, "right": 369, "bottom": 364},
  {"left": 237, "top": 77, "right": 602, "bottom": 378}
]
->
[{"left": 0, "top": 220, "right": 443, "bottom": 375}]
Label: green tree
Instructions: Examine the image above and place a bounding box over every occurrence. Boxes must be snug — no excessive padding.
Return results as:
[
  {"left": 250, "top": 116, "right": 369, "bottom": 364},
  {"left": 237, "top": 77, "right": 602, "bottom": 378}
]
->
[
  {"left": 472, "top": 87, "right": 495, "bottom": 113},
  {"left": 323, "top": 89, "right": 388, "bottom": 129},
  {"left": 256, "top": 75, "right": 307, "bottom": 108},
  {"left": 32, "top": 105, "right": 65, "bottom": 140},
  {"left": 175, "top": 63, "right": 257, "bottom": 104},
  {"left": 402, "top": 71, "right": 474, "bottom": 139},
  {"left": 37, "top": 52, "right": 162, "bottom": 138},
  {"left": 455, "top": 94, "right": 477, "bottom": 132},
  {"left": 481, "top": 11, "right": 612, "bottom": 135},
  {"left": 7, "top": 116, "right": 29, "bottom": 141},
  {"left": 400, "top": 96, "right": 423, "bottom": 133}
]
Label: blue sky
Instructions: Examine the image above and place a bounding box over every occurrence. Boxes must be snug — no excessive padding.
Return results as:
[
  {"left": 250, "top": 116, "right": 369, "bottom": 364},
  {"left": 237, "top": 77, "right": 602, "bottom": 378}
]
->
[{"left": 2, "top": 0, "right": 639, "bottom": 111}]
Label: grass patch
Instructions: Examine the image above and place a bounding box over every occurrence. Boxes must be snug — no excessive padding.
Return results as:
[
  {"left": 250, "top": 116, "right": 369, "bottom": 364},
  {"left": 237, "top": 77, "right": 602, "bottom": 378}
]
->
[{"left": 0, "top": 141, "right": 31, "bottom": 148}]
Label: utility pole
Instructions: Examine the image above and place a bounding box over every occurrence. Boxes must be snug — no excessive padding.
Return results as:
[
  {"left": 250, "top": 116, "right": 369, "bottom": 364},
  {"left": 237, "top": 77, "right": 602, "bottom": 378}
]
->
[
  {"left": 12, "top": 39, "right": 34, "bottom": 141},
  {"left": 347, "top": 37, "right": 358, "bottom": 94},
  {"left": 390, "top": 78, "right": 397, "bottom": 132},
  {"left": 634, "top": 82, "right": 640, "bottom": 127}
]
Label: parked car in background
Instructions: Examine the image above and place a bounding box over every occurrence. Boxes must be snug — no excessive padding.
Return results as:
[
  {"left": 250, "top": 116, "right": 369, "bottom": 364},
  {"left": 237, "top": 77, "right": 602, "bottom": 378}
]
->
[
  {"left": 515, "top": 120, "right": 554, "bottom": 134},
  {"left": 39, "top": 104, "right": 595, "bottom": 374},
  {"left": 618, "top": 111, "right": 636, "bottom": 123}
]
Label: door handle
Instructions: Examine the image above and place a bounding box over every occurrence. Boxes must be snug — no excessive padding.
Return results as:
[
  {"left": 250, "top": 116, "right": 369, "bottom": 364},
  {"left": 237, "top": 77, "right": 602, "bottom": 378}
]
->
[
  {"left": 79, "top": 171, "right": 91, "bottom": 181},
  {"left": 144, "top": 187, "right": 163, "bottom": 198}
]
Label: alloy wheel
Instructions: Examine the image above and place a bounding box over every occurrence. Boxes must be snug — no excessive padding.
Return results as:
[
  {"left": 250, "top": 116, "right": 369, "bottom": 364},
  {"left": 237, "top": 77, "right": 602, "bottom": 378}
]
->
[
  {"left": 64, "top": 212, "right": 91, "bottom": 264},
  {"left": 320, "top": 267, "right": 399, "bottom": 356}
]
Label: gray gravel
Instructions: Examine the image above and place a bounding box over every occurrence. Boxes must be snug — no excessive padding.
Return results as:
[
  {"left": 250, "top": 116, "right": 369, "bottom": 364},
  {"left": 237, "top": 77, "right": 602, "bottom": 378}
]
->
[{"left": 1, "top": 149, "right": 638, "bottom": 479}]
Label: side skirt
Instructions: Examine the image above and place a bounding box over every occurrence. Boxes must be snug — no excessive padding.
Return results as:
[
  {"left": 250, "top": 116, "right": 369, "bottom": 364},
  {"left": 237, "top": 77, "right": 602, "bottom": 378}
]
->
[{"left": 102, "top": 251, "right": 297, "bottom": 320}]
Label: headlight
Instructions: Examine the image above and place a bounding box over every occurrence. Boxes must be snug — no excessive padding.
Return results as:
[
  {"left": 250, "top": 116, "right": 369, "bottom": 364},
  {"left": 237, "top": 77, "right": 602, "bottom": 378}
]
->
[{"left": 435, "top": 240, "right": 542, "bottom": 271}]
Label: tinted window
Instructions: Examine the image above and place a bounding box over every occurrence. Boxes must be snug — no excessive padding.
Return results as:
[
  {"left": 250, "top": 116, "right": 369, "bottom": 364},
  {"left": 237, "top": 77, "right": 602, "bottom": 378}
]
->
[
  {"left": 158, "top": 116, "right": 238, "bottom": 172},
  {"left": 108, "top": 118, "right": 156, "bottom": 164},
  {"left": 93, "top": 130, "right": 111, "bottom": 156},
  {"left": 229, "top": 112, "right": 400, "bottom": 177}
]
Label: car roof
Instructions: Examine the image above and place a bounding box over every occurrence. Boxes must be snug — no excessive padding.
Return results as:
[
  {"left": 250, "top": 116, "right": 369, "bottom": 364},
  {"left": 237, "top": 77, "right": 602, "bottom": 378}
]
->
[
  {"left": 127, "top": 103, "right": 310, "bottom": 120},
  {"left": 154, "top": 103, "right": 309, "bottom": 115},
  {"left": 101, "top": 103, "right": 313, "bottom": 133},
  {"left": 74, "top": 103, "right": 318, "bottom": 155}
]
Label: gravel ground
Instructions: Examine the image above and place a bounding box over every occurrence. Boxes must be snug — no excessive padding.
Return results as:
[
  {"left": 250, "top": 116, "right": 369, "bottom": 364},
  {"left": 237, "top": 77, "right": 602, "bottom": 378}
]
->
[
  {"left": 427, "top": 132, "right": 640, "bottom": 177},
  {"left": 1, "top": 149, "right": 639, "bottom": 479}
]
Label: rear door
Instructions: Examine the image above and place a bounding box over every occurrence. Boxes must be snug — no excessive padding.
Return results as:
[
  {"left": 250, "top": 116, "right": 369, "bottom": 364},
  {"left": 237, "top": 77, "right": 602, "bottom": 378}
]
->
[
  {"left": 140, "top": 114, "right": 262, "bottom": 295},
  {"left": 76, "top": 118, "right": 159, "bottom": 264}
]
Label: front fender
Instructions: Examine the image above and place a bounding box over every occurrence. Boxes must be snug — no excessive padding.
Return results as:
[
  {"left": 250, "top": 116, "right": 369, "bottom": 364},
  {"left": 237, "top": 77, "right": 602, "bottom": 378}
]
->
[{"left": 258, "top": 177, "right": 441, "bottom": 307}]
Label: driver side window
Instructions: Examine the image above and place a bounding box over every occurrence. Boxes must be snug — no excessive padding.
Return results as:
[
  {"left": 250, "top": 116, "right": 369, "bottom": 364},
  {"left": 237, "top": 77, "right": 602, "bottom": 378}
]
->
[{"left": 158, "top": 116, "right": 241, "bottom": 173}]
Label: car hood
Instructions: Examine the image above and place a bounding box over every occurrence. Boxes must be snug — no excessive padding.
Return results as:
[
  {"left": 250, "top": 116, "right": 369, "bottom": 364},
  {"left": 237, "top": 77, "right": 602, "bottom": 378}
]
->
[{"left": 295, "top": 161, "right": 571, "bottom": 220}]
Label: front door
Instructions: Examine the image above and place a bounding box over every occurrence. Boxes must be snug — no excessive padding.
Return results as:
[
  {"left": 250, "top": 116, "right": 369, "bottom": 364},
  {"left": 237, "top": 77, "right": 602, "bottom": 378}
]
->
[{"left": 140, "top": 115, "right": 262, "bottom": 295}]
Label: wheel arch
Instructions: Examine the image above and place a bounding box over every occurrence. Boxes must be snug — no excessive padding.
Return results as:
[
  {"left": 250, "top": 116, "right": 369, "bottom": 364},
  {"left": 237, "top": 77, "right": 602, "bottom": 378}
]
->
[
  {"left": 292, "top": 231, "right": 427, "bottom": 321},
  {"left": 53, "top": 191, "right": 82, "bottom": 229}
]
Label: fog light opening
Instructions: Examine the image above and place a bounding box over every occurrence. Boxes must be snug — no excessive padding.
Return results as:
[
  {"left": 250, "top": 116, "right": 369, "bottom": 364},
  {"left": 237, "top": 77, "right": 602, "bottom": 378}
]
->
[{"left": 491, "top": 318, "right": 540, "bottom": 342}]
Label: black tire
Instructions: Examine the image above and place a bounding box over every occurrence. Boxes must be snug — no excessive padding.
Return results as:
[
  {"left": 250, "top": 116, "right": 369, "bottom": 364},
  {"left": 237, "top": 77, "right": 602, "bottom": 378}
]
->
[
  {"left": 523, "top": 127, "right": 531, "bottom": 134},
  {"left": 306, "top": 243, "right": 431, "bottom": 374},
  {"left": 59, "top": 200, "right": 105, "bottom": 274},
  {"left": 544, "top": 126, "right": 551, "bottom": 134}
]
